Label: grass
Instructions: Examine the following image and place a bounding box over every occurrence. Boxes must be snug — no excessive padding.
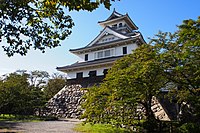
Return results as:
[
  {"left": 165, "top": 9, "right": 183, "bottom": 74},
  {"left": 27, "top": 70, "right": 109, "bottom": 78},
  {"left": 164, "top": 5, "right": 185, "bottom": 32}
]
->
[
  {"left": 74, "top": 123, "right": 130, "bottom": 133},
  {"left": 0, "top": 114, "right": 57, "bottom": 122}
]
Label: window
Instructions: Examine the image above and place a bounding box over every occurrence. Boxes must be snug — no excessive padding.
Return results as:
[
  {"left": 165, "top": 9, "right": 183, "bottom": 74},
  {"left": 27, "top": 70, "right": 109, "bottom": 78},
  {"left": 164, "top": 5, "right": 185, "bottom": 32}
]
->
[
  {"left": 76, "top": 72, "right": 83, "bottom": 78},
  {"left": 103, "top": 69, "right": 108, "bottom": 76},
  {"left": 112, "top": 24, "right": 117, "bottom": 28},
  {"left": 119, "top": 23, "right": 123, "bottom": 27},
  {"left": 105, "top": 50, "right": 110, "bottom": 57},
  {"left": 123, "top": 46, "right": 127, "bottom": 55},
  {"left": 89, "top": 71, "right": 96, "bottom": 77},
  {"left": 95, "top": 49, "right": 114, "bottom": 59},
  {"left": 85, "top": 54, "right": 88, "bottom": 61},
  {"left": 97, "top": 51, "right": 103, "bottom": 58}
]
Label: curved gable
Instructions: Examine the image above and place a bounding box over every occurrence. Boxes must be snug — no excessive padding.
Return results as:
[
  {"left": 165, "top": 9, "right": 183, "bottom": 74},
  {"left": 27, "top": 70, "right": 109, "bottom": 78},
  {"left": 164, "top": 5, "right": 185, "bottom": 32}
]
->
[{"left": 87, "top": 27, "right": 129, "bottom": 47}]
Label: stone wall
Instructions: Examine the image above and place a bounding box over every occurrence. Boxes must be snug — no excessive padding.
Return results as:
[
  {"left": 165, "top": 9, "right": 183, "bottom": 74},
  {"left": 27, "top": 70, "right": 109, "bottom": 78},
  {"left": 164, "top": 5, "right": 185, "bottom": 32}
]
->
[
  {"left": 42, "top": 76, "right": 177, "bottom": 121},
  {"left": 43, "top": 84, "right": 85, "bottom": 118}
]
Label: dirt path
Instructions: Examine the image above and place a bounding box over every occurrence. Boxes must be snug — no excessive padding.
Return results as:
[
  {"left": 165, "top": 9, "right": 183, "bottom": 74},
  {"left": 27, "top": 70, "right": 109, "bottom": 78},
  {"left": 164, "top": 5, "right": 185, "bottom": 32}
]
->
[{"left": 0, "top": 119, "right": 81, "bottom": 133}]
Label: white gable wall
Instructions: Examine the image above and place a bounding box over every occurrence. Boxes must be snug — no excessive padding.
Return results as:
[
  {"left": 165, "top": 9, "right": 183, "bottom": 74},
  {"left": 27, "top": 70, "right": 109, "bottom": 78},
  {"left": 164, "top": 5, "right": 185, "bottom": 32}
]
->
[{"left": 96, "top": 34, "right": 120, "bottom": 44}]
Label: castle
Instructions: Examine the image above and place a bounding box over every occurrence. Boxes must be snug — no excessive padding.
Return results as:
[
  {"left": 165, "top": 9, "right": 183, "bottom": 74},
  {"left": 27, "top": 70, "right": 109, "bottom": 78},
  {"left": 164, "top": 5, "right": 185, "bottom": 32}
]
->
[
  {"left": 44, "top": 10, "right": 177, "bottom": 121},
  {"left": 56, "top": 10, "right": 145, "bottom": 87}
]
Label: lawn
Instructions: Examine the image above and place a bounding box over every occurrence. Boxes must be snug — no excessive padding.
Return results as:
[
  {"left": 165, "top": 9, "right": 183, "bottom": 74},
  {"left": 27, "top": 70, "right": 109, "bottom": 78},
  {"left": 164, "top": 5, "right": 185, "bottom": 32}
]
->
[
  {"left": 74, "top": 123, "right": 130, "bottom": 133},
  {"left": 0, "top": 114, "right": 57, "bottom": 122}
]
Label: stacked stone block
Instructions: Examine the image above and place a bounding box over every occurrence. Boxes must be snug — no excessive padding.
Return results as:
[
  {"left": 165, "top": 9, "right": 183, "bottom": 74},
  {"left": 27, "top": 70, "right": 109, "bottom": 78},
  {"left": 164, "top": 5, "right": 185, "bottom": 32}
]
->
[{"left": 44, "top": 84, "right": 85, "bottom": 118}]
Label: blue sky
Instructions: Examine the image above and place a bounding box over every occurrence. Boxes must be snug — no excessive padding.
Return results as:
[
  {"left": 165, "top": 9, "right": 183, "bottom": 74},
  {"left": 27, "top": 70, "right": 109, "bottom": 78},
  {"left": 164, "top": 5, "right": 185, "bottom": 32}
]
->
[{"left": 0, "top": 0, "right": 199, "bottom": 76}]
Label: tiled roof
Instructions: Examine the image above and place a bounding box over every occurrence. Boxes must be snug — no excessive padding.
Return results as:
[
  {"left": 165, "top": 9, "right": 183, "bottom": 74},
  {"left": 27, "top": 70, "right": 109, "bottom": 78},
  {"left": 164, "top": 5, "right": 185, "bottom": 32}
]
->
[
  {"left": 56, "top": 56, "right": 123, "bottom": 71},
  {"left": 70, "top": 38, "right": 122, "bottom": 51},
  {"left": 98, "top": 10, "right": 138, "bottom": 30}
]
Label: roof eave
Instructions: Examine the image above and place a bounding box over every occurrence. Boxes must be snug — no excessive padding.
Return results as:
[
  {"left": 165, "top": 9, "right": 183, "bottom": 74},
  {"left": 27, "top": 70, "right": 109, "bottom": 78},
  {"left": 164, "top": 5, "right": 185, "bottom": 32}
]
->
[
  {"left": 69, "top": 37, "right": 137, "bottom": 54},
  {"left": 125, "top": 14, "right": 138, "bottom": 30},
  {"left": 57, "top": 60, "right": 115, "bottom": 72}
]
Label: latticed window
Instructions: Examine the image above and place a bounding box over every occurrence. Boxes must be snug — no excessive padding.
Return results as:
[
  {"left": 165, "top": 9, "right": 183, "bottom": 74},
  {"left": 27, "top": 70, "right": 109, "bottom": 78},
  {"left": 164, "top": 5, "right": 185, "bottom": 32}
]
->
[
  {"left": 97, "top": 51, "right": 103, "bottom": 58},
  {"left": 89, "top": 71, "right": 96, "bottom": 77},
  {"left": 95, "top": 49, "right": 115, "bottom": 59},
  {"left": 105, "top": 50, "right": 110, "bottom": 57},
  {"left": 76, "top": 72, "right": 83, "bottom": 78}
]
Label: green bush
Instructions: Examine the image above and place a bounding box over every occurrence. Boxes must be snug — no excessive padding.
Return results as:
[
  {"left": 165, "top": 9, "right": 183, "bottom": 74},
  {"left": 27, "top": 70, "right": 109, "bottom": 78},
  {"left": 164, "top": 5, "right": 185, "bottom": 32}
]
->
[{"left": 178, "top": 123, "right": 200, "bottom": 133}]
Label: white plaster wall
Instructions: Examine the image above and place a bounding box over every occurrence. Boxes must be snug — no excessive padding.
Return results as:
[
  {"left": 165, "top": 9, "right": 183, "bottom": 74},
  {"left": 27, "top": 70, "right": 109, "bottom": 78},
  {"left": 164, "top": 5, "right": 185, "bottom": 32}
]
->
[
  {"left": 67, "top": 66, "right": 110, "bottom": 79},
  {"left": 67, "top": 43, "right": 138, "bottom": 79},
  {"left": 76, "top": 43, "right": 138, "bottom": 62},
  {"left": 115, "top": 43, "right": 138, "bottom": 56},
  {"left": 106, "top": 20, "right": 126, "bottom": 28},
  {"left": 89, "top": 51, "right": 95, "bottom": 61},
  {"left": 77, "top": 52, "right": 95, "bottom": 62},
  {"left": 76, "top": 54, "right": 85, "bottom": 62},
  {"left": 127, "top": 43, "right": 138, "bottom": 53}
]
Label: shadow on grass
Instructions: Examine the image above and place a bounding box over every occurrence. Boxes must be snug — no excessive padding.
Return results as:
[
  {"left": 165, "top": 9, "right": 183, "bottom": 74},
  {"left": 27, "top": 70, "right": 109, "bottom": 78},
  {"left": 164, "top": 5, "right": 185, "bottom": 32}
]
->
[
  {"left": 0, "top": 121, "right": 24, "bottom": 133},
  {"left": 0, "top": 114, "right": 59, "bottom": 133},
  {"left": 0, "top": 121, "right": 18, "bottom": 129}
]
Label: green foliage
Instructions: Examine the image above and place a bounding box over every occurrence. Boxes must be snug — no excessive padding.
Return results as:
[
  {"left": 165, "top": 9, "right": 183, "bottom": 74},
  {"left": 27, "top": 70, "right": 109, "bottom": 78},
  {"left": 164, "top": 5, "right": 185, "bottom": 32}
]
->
[
  {"left": 43, "top": 73, "right": 66, "bottom": 100},
  {"left": 0, "top": 0, "right": 117, "bottom": 56},
  {"left": 0, "top": 70, "right": 68, "bottom": 116},
  {"left": 81, "top": 16, "right": 200, "bottom": 132},
  {"left": 0, "top": 71, "right": 46, "bottom": 115},
  {"left": 45, "top": 0, "right": 117, "bottom": 11},
  {"left": 0, "top": 114, "right": 58, "bottom": 122},
  {"left": 151, "top": 17, "right": 200, "bottom": 125},
  {"left": 81, "top": 44, "right": 166, "bottom": 132},
  {"left": 29, "top": 70, "right": 50, "bottom": 88},
  {"left": 177, "top": 123, "right": 200, "bottom": 133},
  {"left": 74, "top": 123, "right": 130, "bottom": 133},
  {"left": 0, "top": 73, "right": 31, "bottom": 115}
]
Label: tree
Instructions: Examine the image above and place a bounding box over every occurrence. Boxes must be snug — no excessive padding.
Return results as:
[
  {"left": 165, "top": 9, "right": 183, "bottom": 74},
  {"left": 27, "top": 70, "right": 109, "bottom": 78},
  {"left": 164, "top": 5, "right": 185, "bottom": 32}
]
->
[
  {"left": 150, "top": 17, "right": 200, "bottom": 131},
  {"left": 0, "top": 72, "right": 46, "bottom": 115},
  {"left": 0, "top": 0, "right": 117, "bottom": 56},
  {"left": 43, "top": 73, "right": 66, "bottom": 100},
  {"left": 81, "top": 44, "right": 167, "bottom": 132},
  {"left": 81, "top": 16, "right": 200, "bottom": 132},
  {"left": 29, "top": 70, "right": 50, "bottom": 88},
  {"left": 0, "top": 72, "right": 31, "bottom": 115},
  {"left": 16, "top": 70, "right": 50, "bottom": 88}
]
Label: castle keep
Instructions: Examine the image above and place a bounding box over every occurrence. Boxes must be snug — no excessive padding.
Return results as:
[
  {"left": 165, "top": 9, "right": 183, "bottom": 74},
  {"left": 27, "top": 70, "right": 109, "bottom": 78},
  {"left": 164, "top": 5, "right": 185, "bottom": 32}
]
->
[
  {"left": 57, "top": 10, "right": 145, "bottom": 87},
  {"left": 44, "top": 11, "right": 176, "bottom": 121}
]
